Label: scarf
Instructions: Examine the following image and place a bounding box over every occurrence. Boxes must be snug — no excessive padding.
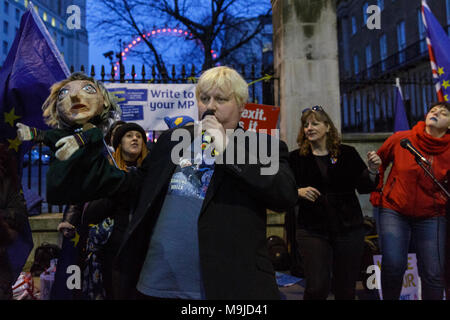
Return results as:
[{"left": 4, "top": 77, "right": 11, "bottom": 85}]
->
[{"left": 410, "top": 121, "right": 450, "bottom": 155}]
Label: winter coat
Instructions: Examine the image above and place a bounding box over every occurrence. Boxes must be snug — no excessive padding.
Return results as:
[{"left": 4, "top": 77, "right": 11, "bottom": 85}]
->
[
  {"left": 372, "top": 121, "right": 450, "bottom": 218},
  {"left": 288, "top": 144, "right": 378, "bottom": 234}
]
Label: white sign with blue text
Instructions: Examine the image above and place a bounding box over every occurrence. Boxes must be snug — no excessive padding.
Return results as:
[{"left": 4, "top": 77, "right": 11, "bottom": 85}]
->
[{"left": 105, "top": 83, "right": 198, "bottom": 131}]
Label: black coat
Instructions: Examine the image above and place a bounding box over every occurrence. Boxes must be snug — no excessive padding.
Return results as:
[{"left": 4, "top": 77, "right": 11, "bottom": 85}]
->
[
  {"left": 288, "top": 144, "right": 378, "bottom": 234},
  {"left": 47, "top": 126, "right": 298, "bottom": 299}
]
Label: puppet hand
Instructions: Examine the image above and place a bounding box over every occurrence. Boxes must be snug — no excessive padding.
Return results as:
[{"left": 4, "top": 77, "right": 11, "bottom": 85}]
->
[
  {"left": 16, "top": 123, "right": 32, "bottom": 141},
  {"left": 55, "top": 135, "right": 80, "bottom": 160},
  {"left": 57, "top": 222, "right": 76, "bottom": 238}
]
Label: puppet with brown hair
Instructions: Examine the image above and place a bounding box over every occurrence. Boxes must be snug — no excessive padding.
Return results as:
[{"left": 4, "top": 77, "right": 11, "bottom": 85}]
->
[
  {"left": 15, "top": 72, "right": 121, "bottom": 255},
  {"left": 16, "top": 72, "right": 121, "bottom": 160}
]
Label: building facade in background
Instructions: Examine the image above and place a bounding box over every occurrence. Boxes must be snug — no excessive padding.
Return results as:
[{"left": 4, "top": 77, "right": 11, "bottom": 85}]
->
[
  {"left": 337, "top": 0, "right": 449, "bottom": 133},
  {"left": 0, "top": 0, "right": 88, "bottom": 70}
]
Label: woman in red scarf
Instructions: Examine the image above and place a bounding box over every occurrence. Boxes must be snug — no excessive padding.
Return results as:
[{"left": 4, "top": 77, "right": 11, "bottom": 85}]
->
[{"left": 374, "top": 102, "right": 450, "bottom": 300}]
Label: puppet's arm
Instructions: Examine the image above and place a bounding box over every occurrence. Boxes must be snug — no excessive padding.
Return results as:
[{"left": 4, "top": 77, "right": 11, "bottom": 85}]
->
[
  {"left": 16, "top": 122, "right": 93, "bottom": 159},
  {"left": 16, "top": 122, "right": 45, "bottom": 142},
  {"left": 54, "top": 123, "right": 95, "bottom": 160}
]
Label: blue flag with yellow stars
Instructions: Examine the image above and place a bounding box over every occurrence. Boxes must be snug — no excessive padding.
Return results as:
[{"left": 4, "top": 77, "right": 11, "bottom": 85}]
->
[
  {"left": 1, "top": 5, "right": 69, "bottom": 285},
  {"left": 422, "top": 1, "right": 450, "bottom": 102},
  {"left": 0, "top": 4, "right": 69, "bottom": 157}
]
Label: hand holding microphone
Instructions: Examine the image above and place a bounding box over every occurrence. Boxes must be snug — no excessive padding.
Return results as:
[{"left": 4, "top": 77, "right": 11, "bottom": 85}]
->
[{"left": 200, "top": 110, "right": 229, "bottom": 155}]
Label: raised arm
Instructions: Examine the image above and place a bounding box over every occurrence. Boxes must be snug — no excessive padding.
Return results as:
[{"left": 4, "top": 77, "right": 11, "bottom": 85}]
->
[{"left": 46, "top": 127, "right": 147, "bottom": 205}]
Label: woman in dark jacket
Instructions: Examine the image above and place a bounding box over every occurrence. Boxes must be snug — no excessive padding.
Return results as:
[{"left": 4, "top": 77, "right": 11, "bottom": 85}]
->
[
  {"left": 0, "top": 144, "right": 28, "bottom": 300},
  {"left": 82, "top": 123, "right": 148, "bottom": 300},
  {"left": 288, "top": 106, "right": 381, "bottom": 300},
  {"left": 56, "top": 123, "right": 148, "bottom": 300}
]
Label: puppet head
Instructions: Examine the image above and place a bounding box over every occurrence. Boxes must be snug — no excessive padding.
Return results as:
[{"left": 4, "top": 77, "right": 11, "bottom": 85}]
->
[{"left": 42, "top": 72, "right": 121, "bottom": 133}]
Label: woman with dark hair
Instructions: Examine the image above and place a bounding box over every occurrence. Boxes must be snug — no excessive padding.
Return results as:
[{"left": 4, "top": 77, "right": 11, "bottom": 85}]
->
[
  {"left": 288, "top": 106, "right": 381, "bottom": 300},
  {"left": 0, "top": 144, "right": 28, "bottom": 300},
  {"left": 373, "top": 102, "right": 450, "bottom": 300}
]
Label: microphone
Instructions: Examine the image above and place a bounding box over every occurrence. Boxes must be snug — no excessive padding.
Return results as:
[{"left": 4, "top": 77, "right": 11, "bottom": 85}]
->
[
  {"left": 400, "top": 138, "right": 430, "bottom": 165},
  {"left": 201, "top": 110, "right": 215, "bottom": 120},
  {"left": 200, "top": 110, "right": 218, "bottom": 157}
]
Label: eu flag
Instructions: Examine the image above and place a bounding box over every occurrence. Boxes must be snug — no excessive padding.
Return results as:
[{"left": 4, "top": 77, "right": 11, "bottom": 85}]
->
[
  {"left": 0, "top": 4, "right": 70, "bottom": 154},
  {"left": 422, "top": 0, "right": 450, "bottom": 102},
  {"left": 1, "top": 5, "right": 69, "bottom": 284},
  {"left": 393, "top": 78, "right": 409, "bottom": 132}
]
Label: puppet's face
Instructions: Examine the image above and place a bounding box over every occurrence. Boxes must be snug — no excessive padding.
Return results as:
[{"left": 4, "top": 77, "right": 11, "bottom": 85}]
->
[{"left": 56, "top": 80, "right": 104, "bottom": 126}]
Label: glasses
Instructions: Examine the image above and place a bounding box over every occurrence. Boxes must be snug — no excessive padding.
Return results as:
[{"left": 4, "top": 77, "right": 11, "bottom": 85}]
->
[{"left": 302, "top": 105, "right": 324, "bottom": 114}]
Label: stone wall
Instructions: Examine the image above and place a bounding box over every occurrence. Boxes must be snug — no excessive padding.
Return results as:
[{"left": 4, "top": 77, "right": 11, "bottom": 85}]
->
[{"left": 272, "top": 0, "right": 341, "bottom": 150}]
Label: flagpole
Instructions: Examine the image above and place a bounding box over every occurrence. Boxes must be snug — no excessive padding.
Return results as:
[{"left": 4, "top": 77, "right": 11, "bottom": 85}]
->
[{"left": 422, "top": 0, "right": 445, "bottom": 101}]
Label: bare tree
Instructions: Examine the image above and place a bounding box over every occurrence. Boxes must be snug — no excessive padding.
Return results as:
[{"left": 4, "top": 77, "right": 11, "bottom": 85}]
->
[{"left": 90, "top": 0, "right": 272, "bottom": 75}]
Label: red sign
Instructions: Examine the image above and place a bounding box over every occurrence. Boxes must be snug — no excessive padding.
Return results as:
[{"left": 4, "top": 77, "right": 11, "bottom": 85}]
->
[{"left": 239, "top": 103, "right": 280, "bottom": 133}]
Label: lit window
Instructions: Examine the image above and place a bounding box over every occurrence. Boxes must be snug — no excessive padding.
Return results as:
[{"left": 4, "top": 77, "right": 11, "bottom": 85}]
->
[
  {"left": 351, "top": 16, "right": 357, "bottom": 35},
  {"left": 379, "top": 34, "right": 387, "bottom": 71},
  {"left": 43, "top": 12, "right": 47, "bottom": 21},
  {"left": 51, "top": 17, "right": 56, "bottom": 27},
  {"left": 366, "top": 45, "right": 372, "bottom": 68},
  {"left": 363, "top": 3, "right": 369, "bottom": 25},
  {"left": 24, "top": 0, "right": 28, "bottom": 9},
  {"left": 418, "top": 9, "right": 426, "bottom": 53},
  {"left": 353, "top": 54, "right": 359, "bottom": 74},
  {"left": 397, "top": 20, "right": 406, "bottom": 63}
]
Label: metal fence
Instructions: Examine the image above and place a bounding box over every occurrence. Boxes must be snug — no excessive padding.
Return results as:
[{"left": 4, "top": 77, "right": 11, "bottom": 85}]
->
[
  {"left": 24, "top": 63, "right": 277, "bottom": 214},
  {"left": 339, "top": 38, "right": 438, "bottom": 133},
  {"left": 340, "top": 74, "right": 435, "bottom": 133}
]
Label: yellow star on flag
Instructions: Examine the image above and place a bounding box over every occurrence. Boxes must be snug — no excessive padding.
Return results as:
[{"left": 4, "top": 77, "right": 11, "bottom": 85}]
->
[
  {"left": 7, "top": 136, "right": 22, "bottom": 152},
  {"left": 445, "top": 95, "right": 449, "bottom": 102},
  {"left": 70, "top": 231, "right": 80, "bottom": 247},
  {"left": 4, "top": 108, "right": 21, "bottom": 127},
  {"left": 443, "top": 80, "right": 450, "bottom": 90},
  {"left": 438, "top": 67, "right": 445, "bottom": 76}
]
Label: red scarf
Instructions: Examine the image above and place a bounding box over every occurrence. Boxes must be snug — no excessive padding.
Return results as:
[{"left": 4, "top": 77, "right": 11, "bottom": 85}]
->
[{"left": 410, "top": 121, "right": 450, "bottom": 155}]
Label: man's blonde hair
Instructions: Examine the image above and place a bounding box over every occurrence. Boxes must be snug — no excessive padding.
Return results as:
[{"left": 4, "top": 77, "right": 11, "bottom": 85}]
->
[{"left": 195, "top": 66, "right": 249, "bottom": 107}]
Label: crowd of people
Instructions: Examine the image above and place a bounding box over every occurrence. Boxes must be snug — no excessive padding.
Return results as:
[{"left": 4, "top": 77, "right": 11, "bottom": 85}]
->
[{"left": 2, "top": 66, "right": 449, "bottom": 300}]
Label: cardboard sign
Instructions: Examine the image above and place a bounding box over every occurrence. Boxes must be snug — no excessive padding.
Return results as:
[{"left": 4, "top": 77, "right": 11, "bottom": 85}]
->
[
  {"left": 372, "top": 254, "right": 421, "bottom": 300},
  {"left": 239, "top": 103, "right": 280, "bottom": 133}
]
